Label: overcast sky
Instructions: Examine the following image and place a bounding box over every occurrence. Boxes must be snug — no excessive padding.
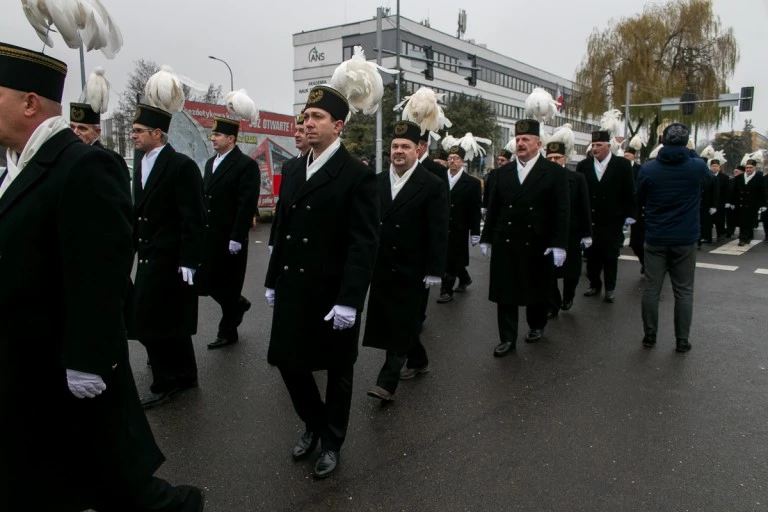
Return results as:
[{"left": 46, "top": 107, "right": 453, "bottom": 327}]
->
[{"left": 3, "top": 0, "right": 764, "bottom": 140}]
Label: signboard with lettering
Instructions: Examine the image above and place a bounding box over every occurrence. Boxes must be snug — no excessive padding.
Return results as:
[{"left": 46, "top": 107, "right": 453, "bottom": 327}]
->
[
  {"left": 294, "top": 77, "right": 332, "bottom": 105},
  {"left": 294, "top": 40, "right": 342, "bottom": 69}
]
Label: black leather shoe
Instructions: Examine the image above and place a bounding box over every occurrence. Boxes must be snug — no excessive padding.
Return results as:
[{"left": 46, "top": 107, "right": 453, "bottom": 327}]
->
[
  {"left": 292, "top": 431, "right": 319, "bottom": 461},
  {"left": 141, "top": 387, "right": 183, "bottom": 409},
  {"left": 676, "top": 339, "right": 692, "bottom": 353},
  {"left": 454, "top": 279, "right": 473, "bottom": 293},
  {"left": 313, "top": 450, "right": 340, "bottom": 479},
  {"left": 234, "top": 297, "right": 252, "bottom": 327},
  {"left": 738, "top": 241, "right": 746, "bottom": 246},
  {"left": 525, "top": 329, "right": 543, "bottom": 343},
  {"left": 642, "top": 335, "right": 656, "bottom": 348},
  {"left": 436, "top": 293, "right": 454, "bottom": 303},
  {"left": 493, "top": 342, "right": 515, "bottom": 357},
  {"left": 207, "top": 336, "right": 238, "bottom": 349},
  {"left": 561, "top": 299, "right": 574, "bottom": 311},
  {"left": 604, "top": 290, "right": 616, "bottom": 303},
  {"left": 583, "top": 287, "right": 601, "bottom": 297},
  {"left": 177, "top": 485, "right": 205, "bottom": 512},
  {"left": 546, "top": 308, "right": 559, "bottom": 319}
]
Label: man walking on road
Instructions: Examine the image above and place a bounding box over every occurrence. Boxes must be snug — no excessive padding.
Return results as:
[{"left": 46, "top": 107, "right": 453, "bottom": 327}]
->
[{"left": 636, "top": 123, "right": 712, "bottom": 353}]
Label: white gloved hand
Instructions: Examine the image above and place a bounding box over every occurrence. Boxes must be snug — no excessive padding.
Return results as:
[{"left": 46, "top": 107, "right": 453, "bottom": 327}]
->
[
  {"left": 178, "top": 266, "right": 195, "bottom": 285},
  {"left": 323, "top": 305, "right": 357, "bottom": 330},
  {"left": 725, "top": 203, "right": 731, "bottom": 209},
  {"left": 423, "top": 275, "right": 442, "bottom": 289},
  {"left": 544, "top": 247, "right": 567, "bottom": 267},
  {"left": 580, "top": 237, "right": 593, "bottom": 249},
  {"left": 730, "top": 204, "right": 736, "bottom": 210},
  {"left": 229, "top": 240, "right": 242, "bottom": 254},
  {"left": 66, "top": 369, "right": 106, "bottom": 399},
  {"left": 481, "top": 207, "right": 487, "bottom": 220},
  {"left": 480, "top": 243, "right": 491, "bottom": 258},
  {"left": 624, "top": 217, "right": 636, "bottom": 226},
  {"left": 470, "top": 235, "right": 481, "bottom": 246},
  {"left": 265, "top": 288, "right": 275, "bottom": 308},
  {"left": 708, "top": 207, "right": 717, "bottom": 215},
  {"left": 268, "top": 245, "right": 273, "bottom": 255},
  {"left": 760, "top": 207, "right": 767, "bottom": 213}
]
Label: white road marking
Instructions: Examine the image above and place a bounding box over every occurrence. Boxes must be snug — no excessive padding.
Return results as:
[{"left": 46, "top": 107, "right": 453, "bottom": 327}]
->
[
  {"left": 755, "top": 269, "right": 768, "bottom": 275},
  {"left": 696, "top": 262, "right": 738, "bottom": 271},
  {"left": 710, "top": 239, "right": 761, "bottom": 255},
  {"left": 619, "top": 255, "right": 639, "bottom": 261}
]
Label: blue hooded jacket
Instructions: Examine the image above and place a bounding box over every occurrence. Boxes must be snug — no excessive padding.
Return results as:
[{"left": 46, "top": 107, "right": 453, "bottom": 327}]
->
[{"left": 636, "top": 146, "right": 712, "bottom": 246}]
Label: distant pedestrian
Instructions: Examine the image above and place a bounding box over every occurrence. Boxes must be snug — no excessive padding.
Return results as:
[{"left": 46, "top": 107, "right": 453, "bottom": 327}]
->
[{"left": 636, "top": 123, "right": 712, "bottom": 353}]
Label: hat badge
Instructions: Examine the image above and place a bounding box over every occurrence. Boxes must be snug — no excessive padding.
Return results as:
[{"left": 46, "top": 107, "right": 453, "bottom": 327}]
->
[
  {"left": 212, "top": 119, "right": 218, "bottom": 131},
  {"left": 517, "top": 120, "right": 529, "bottom": 133},
  {"left": 394, "top": 123, "right": 408, "bottom": 136},
  {"left": 71, "top": 108, "right": 85, "bottom": 122},
  {"left": 133, "top": 107, "right": 141, "bottom": 122},
  {"left": 450, "top": 145, "right": 460, "bottom": 153},
  {"left": 307, "top": 89, "right": 324, "bottom": 104}
]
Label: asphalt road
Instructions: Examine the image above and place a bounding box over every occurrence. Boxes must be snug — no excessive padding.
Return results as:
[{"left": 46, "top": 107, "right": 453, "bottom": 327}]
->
[{"left": 128, "top": 224, "right": 768, "bottom": 512}]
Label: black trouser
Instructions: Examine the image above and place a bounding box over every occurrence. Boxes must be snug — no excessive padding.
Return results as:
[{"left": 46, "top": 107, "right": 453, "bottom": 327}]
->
[
  {"left": 700, "top": 208, "right": 713, "bottom": 242},
  {"left": 419, "top": 287, "right": 430, "bottom": 324},
  {"left": 375, "top": 336, "right": 428, "bottom": 394},
  {"left": 278, "top": 365, "right": 354, "bottom": 452},
  {"left": 496, "top": 303, "right": 548, "bottom": 345},
  {"left": 712, "top": 208, "right": 726, "bottom": 238},
  {"left": 738, "top": 209, "right": 756, "bottom": 242},
  {"left": 89, "top": 476, "right": 195, "bottom": 512},
  {"left": 585, "top": 243, "right": 618, "bottom": 292},
  {"left": 140, "top": 336, "right": 198, "bottom": 393},
  {"left": 441, "top": 265, "right": 470, "bottom": 296},
  {"left": 725, "top": 207, "right": 737, "bottom": 236},
  {"left": 550, "top": 276, "right": 579, "bottom": 311},
  {"left": 210, "top": 291, "right": 248, "bottom": 340}
]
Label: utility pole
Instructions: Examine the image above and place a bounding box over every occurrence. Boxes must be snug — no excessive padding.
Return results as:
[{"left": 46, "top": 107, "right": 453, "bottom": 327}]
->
[
  {"left": 375, "top": 8, "right": 383, "bottom": 174},
  {"left": 395, "top": 0, "right": 401, "bottom": 111}
]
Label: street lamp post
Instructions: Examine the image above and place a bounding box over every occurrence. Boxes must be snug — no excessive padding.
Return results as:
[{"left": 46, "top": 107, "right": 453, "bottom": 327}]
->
[{"left": 208, "top": 55, "right": 234, "bottom": 91}]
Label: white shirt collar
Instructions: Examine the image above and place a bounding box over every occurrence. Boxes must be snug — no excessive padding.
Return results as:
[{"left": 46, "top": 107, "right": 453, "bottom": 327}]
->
[
  {"left": 516, "top": 153, "right": 540, "bottom": 183},
  {"left": 745, "top": 172, "right": 755, "bottom": 184},
  {"left": 448, "top": 167, "right": 464, "bottom": 190},
  {"left": 307, "top": 138, "right": 342, "bottom": 180},
  {"left": 390, "top": 161, "right": 419, "bottom": 199},
  {"left": 418, "top": 152, "right": 428, "bottom": 163},
  {"left": 141, "top": 145, "right": 166, "bottom": 188},
  {"left": 213, "top": 147, "right": 234, "bottom": 172}
]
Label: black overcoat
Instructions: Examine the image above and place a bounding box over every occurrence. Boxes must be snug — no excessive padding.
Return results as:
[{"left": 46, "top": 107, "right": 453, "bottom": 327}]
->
[
  {"left": 481, "top": 157, "right": 569, "bottom": 305},
  {"left": 732, "top": 173, "right": 767, "bottom": 226},
  {"left": 0, "top": 130, "right": 163, "bottom": 509},
  {"left": 446, "top": 171, "right": 482, "bottom": 268},
  {"left": 196, "top": 146, "right": 260, "bottom": 297},
  {"left": 268, "top": 154, "right": 302, "bottom": 247},
  {"left": 130, "top": 144, "right": 205, "bottom": 339},
  {"left": 363, "top": 166, "right": 448, "bottom": 352},
  {"left": 713, "top": 171, "right": 730, "bottom": 209},
  {"left": 265, "top": 144, "right": 380, "bottom": 371},
  {"left": 558, "top": 170, "right": 592, "bottom": 279},
  {"left": 577, "top": 155, "right": 636, "bottom": 258},
  {"left": 421, "top": 155, "right": 450, "bottom": 197},
  {"left": 94, "top": 138, "right": 131, "bottom": 184}
]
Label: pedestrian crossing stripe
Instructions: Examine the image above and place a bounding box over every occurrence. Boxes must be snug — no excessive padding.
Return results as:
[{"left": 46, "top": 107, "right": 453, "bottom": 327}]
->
[
  {"left": 710, "top": 239, "right": 761, "bottom": 255},
  {"left": 755, "top": 269, "right": 768, "bottom": 275},
  {"left": 619, "top": 255, "right": 738, "bottom": 271}
]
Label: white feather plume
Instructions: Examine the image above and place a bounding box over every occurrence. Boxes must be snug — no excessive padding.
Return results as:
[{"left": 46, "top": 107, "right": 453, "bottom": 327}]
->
[
  {"left": 441, "top": 134, "right": 459, "bottom": 152},
  {"left": 144, "top": 65, "right": 185, "bottom": 114},
  {"left": 711, "top": 150, "right": 727, "bottom": 164},
  {"left": 331, "top": 46, "right": 394, "bottom": 116},
  {"left": 611, "top": 137, "right": 623, "bottom": 156},
  {"left": 225, "top": 89, "right": 259, "bottom": 124},
  {"left": 525, "top": 88, "right": 557, "bottom": 123},
  {"left": 456, "top": 132, "right": 492, "bottom": 162},
  {"left": 77, "top": 66, "right": 109, "bottom": 113},
  {"left": 599, "top": 109, "right": 623, "bottom": 137},
  {"left": 396, "top": 87, "right": 452, "bottom": 135},
  {"left": 649, "top": 144, "right": 663, "bottom": 159},
  {"left": 699, "top": 145, "right": 715, "bottom": 160},
  {"left": 741, "top": 150, "right": 764, "bottom": 166},
  {"left": 21, "top": 0, "right": 123, "bottom": 58},
  {"left": 550, "top": 123, "right": 576, "bottom": 156},
  {"left": 629, "top": 134, "right": 644, "bottom": 151},
  {"left": 504, "top": 139, "right": 515, "bottom": 153}
]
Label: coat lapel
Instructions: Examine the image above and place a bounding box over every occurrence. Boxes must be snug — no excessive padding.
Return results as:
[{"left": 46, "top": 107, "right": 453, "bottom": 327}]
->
[
  {"left": 378, "top": 171, "right": 393, "bottom": 213},
  {"left": 519, "top": 158, "right": 547, "bottom": 193},
  {"left": 385, "top": 167, "right": 426, "bottom": 219},
  {"left": 598, "top": 156, "right": 619, "bottom": 189},
  {"left": 0, "top": 130, "right": 79, "bottom": 222},
  {"left": 135, "top": 145, "right": 173, "bottom": 211},
  {"left": 206, "top": 146, "right": 241, "bottom": 192},
  {"left": 289, "top": 143, "right": 348, "bottom": 206}
]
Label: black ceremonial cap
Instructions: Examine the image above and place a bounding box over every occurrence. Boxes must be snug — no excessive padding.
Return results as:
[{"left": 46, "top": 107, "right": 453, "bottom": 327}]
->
[
  {"left": 746, "top": 159, "right": 758, "bottom": 166},
  {"left": 448, "top": 145, "right": 466, "bottom": 159},
  {"left": 212, "top": 116, "right": 239, "bottom": 137},
  {"left": 304, "top": 85, "right": 349, "bottom": 122},
  {"left": 546, "top": 141, "right": 566, "bottom": 156},
  {"left": 391, "top": 121, "right": 422, "bottom": 145},
  {"left": 419, "top": 130, "right": 431, "bottom": 142},
  {"left": 296, "top": 111, "right": 305, "bottom": 125},
  {"left": 0, "top": 42, "right": 67, "bottom": 102},
  {"left": 709, "top": 159, "right": 720, "bottom": 165},
  {"left": 515, "top": 119, "right": 540, "bottom": 137},
  {"left": 592, "top": 131, "right": 611, "bottom": 143},
  {"left": 133, "top": 103, "right": 173, "bottom": 133},
  {"left": 624, "top": 147, "right": 636, "bottom": 155},
  {"left": 501, "top": 150, "right": 513, "bottom": 159},
  {"left": 70, "top": 102, "right": 100, "bottom": 125}
]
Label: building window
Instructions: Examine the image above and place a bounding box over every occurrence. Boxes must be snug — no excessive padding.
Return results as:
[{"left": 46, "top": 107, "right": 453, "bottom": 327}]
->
[{"left": 343, "top": 45, "right": 355, "bottom": 61}]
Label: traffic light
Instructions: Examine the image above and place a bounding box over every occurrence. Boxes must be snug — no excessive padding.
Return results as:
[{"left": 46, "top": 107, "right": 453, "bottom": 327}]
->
[
  {"left": 466, "top": 54, "right": 477, "bottom": 87},
  {"left": 681, "top": 92, "right": 696, "bottom": 116},
  {"left": 740, "top": 86, "right": 754, "bottom": 112},
  {"left": 423, "top": 45, "right": 434, "bottom": 81}
]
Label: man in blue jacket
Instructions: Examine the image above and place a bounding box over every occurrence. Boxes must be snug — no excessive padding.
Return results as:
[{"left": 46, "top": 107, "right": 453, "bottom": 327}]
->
[{"left": 636, "top": 123, "right": 712, "bottom": 353}]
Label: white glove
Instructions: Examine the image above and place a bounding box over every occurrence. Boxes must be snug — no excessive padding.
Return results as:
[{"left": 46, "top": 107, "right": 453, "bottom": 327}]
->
[
  {"left": 725, "top": 203, "right": 731, "bottom": 209},
  {"left": 268, "top": 245, "right": 273, "bottom": 255},
  {"left": 324, "top": 305, "right": 357, "bottom": 330},
  {"left": 265, "top": 288, "right": 275, "bottom": 308},
  {"left": 423, "top": 275, "right": 442, "bottom": 288},
  {"left": 470, "top": 235, "right": 481, "bottom": 246},
  {"left": 730, "top": 204, "right": 736, "bottom": 210},
  {"left": 580, "top": 237, "right": 593, "bottom": 249},
  {"left": 544, "top": 247, "right": 567, "bottom": 267},
  {"left": 178, "top": 266, "right": 195, "bottom": 285},
  {"left": 481, "top": 208, "right": 487, "bottom": 220},
  {"left": 760, "top": 207, "right": 767, "bottom": 213},
  {"left": 229, "top": 240, "right": 242, "bottom": 254},
  {"left": 480, "top": 243, "right": 491, "bottom": 258},
  {"left": 66, "top": 369, "right": 106, "bottom": 399},
  {"left": 624, "top": 217, "right": 636, "bottom": 226}
]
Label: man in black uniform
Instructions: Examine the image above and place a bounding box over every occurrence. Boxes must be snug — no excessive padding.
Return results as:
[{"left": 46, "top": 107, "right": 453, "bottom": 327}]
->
[
  {"left": 0, "top": 42, "right": 202, "bottom": 512},
  {"left": 577, "top": 131, "right": 636, "bottom": 302},
  {"left": 437, "top": 145, "right": 482, "bottom": 303},
  {"left": 265, "top": 85, "right": 380, "bottom": 479},
  {"left": 708, "top": 158, "right": 730, "bottom": 242},
  {"left": 725, "top": 165, "right": 744, "bottom": 238},
  {"left": 130, "top": 102, "right": 206, "bottom": 409},
  {"left": 363, "top": 121, "right": 448, "bottom": 402},
  {"left": 625, "top": 147, "right": 645, "bottom": 272},
  {"left": 70, "top": 101, "right": 131, "bottom": 182},
  {"left": 481, "top": 120, "right": 569, "bottom": 356},
  {"left": 546, "top": 141, "right": 591, "bottom": 317},
  {"left": 197, "top": 117, "right": 259, "bottom": 349},
  {"left": 730, "top": 159, "right": 767, "bottom": 246}
]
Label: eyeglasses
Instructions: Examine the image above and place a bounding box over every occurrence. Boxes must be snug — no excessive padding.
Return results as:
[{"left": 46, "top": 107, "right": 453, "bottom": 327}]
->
[
  {"left": 447, "top": 156, "right": 462, "bottom": 161},
  {"left": 131, "top": 128, "right": 155, "bottom": 134}
]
